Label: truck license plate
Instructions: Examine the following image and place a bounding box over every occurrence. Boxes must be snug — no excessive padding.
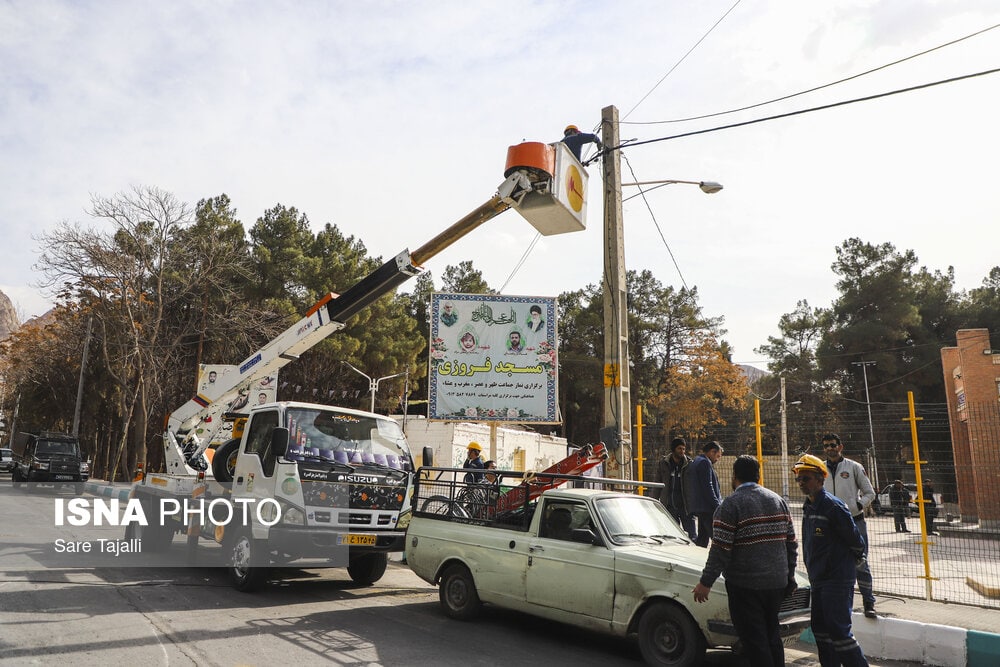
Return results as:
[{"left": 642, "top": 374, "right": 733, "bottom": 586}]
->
[{"left": 338, "top": 534, "right": 376, "bottom": 546}]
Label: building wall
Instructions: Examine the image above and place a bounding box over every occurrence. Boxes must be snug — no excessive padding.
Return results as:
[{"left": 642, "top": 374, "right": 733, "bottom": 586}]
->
[
  {"left": 940, "top": 328, "right": 1000, "bottom": 528},
  {"left": 397, "top": 417, "right": 572, "bottom": 473}
]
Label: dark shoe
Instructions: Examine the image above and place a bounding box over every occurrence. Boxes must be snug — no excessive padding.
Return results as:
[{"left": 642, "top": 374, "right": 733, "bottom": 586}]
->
[
  {"left": 902, "top": 529, "right": 911, "bottom": 533},
  {"left": 863, "top": 602, "right": 877, "bottom": 618}
]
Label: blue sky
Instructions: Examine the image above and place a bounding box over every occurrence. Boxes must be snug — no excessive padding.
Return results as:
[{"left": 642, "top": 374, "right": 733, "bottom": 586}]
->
[{"left": 2, "top": 1, "right": 998, "bottom": 369}]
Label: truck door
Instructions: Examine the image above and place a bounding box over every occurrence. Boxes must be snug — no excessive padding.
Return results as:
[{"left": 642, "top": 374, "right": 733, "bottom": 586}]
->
[
  {"left": 233, "top": 410, "right": 280, "bottom": 495},
  {"left": 526, "top": 499, "right": 614, "bottom": 619}
]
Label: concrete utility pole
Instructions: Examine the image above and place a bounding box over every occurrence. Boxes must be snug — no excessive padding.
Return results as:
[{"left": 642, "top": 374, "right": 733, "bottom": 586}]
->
[
  {"left": 852, "top": 360, "right": 879, "bottom": 489},
  {"left": 72, "top": 316, "right": 93, "bottom": 438},
  {"left": 601, "top": 104, "right": 631, "bottom": 480}
]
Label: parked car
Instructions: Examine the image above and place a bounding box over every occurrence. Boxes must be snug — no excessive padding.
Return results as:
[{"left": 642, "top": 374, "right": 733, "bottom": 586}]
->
[
  {"left": 873, "top": 482, "right": 942, "bottom": 517},
  {"left": 0, "top": 447, "right": 13, "bottom": 472},
  {"left": 407, "top": 467, "right": 812, "bottom": 666}
]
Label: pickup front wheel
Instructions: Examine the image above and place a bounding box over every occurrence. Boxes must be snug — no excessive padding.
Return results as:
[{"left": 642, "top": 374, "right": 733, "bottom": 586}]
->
[
  {"left": 439, "top": 563, "right": 481, "bottom": 620},
  {"left": 636, "top": 601, "right": 706, "bottom": 667}
]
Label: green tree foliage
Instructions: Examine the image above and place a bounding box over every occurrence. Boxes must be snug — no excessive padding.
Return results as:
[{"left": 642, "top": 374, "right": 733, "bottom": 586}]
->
[
  {"left": 963, "top": 267, "right": 1000, "bottom": 342},
  {"left": 818, "top": 238, "right": 955, "bottom": 403},
  {"left": 555, "top": 271, "right": 745, "bottom": 447},
  {"left": 556, "top": 285, "right": 604, "bottom": 444},
  {"left": 441, "top": 260, "right": 493, "bottom": 294}
]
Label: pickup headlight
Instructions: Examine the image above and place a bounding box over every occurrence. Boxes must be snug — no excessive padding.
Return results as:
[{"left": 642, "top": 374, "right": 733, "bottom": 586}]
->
[
  {"left": 81, "top": 462, "right": 90, "bottom": 473},
  {"left": 32, "top": 460, "right": 50, "bottom": 470}
]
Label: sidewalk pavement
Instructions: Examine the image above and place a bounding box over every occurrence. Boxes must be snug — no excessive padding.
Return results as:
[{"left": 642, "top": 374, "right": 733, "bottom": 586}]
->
[{"left": 83, "top": 480, "right": 1000, "bottom": 667}]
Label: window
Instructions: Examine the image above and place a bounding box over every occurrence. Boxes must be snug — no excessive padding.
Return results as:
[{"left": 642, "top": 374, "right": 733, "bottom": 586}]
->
[{"left": 244, "top": 411, "right": 280, "bottom": 476}]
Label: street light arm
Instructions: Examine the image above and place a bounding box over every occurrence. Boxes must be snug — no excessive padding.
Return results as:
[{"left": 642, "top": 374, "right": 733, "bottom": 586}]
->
[
  {"left": 620, "top": 179, "right": 723, "bottom": 194},
  {"left": 341, "top": 360, "right": 372, "bottom": 383}
]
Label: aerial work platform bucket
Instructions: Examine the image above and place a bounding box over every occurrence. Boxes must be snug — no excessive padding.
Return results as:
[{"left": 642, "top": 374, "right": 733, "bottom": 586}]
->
[{"left": 504, "top": 141, "right": 588, "bottom": 236}]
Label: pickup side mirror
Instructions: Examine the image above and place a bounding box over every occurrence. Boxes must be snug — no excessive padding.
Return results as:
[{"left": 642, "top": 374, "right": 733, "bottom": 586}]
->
[
  {"left": 571, "top": 527, "right": 603, "bottom": 546},
  {"left": 422, "top": 446, "right": 434, "bottom": 468}
]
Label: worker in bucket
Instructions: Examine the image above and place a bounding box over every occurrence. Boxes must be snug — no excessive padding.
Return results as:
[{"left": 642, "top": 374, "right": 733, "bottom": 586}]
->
[{"left": 560, "top": 124, "right": 603, "bottom": 161}]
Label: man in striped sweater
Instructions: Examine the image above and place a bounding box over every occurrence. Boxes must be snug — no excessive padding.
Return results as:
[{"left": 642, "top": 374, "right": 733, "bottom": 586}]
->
[{"left": 692, "top": 455, "right": 798, "bottom": 667}]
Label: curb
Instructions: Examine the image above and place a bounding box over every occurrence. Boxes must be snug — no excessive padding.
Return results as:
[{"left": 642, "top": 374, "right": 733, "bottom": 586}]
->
[
  {"left": 83, "top": 480, "right": 131, "bottom": 502},
  {"left": 801, "top": 613, "right": 1000, "bottom": 667}
]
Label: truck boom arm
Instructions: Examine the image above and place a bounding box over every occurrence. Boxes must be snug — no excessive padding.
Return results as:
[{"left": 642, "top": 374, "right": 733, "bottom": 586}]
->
[{"left": 167, "top": 178, "right": 534, "bottom": 473}]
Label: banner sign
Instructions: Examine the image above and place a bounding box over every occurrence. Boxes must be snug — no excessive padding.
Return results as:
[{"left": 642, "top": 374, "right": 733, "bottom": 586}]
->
[{"left": 428, "top": 293, "right": 558, "bottom": 423}]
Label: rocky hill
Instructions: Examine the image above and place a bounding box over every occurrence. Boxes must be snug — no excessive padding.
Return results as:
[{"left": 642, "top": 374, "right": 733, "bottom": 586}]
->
[{"left": 0, "top": 289, "right": 18, "bottom": 340}]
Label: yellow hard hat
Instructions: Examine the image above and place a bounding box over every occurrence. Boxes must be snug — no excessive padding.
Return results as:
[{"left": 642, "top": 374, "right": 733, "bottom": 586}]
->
[
  {"left": 792, "top": 454, "right": 828, "bottom": 478},
  {"left": 564, "top": 124, "right": 580, "bottom": 135},
  {"left": 467, "top": 442, "right": 482, "bottom": 452}
]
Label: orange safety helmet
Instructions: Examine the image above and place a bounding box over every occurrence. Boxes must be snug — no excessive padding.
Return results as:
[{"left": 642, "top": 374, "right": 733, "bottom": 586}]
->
[
  {"left": 792, "top": 453, "right": 828, "bottom": 478},
  {"left": 564, "top": 124, "right": 580, "bottom": 135}
]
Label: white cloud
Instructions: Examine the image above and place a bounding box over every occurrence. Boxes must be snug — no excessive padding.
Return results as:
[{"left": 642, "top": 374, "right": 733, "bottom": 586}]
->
[{"left": 2, "top": 0, "right": 999, "bottom": 369}]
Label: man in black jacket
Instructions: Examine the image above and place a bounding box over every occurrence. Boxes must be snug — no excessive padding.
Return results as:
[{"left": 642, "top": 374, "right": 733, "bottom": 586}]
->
[{"left": 655, "top": 437, "right": 695, "bottom": 539}]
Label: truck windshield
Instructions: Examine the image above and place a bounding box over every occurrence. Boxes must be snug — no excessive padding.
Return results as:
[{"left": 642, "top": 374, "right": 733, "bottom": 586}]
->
[
  {"left": 595, "top": 496, "right": 690, "bottom": 544},
  {"left": 285, "top": 407, "right": 412, "bottom": 471},
  {"left": 35, "top": 440, "right": 80, "bottom": 456}
]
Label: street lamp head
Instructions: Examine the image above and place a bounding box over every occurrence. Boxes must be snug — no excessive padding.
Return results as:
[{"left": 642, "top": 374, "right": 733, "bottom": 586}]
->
[{"left": 699, "top": 181, "right": 723, "bottom": 194}]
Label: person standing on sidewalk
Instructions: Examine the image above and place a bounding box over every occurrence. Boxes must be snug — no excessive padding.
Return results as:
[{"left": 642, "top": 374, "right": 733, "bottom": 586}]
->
[
  {"left": 822, "top": 433, "right": 878, "bottom": 618},
  {"left": 655, "top": 437, "right": 696, "bottom": 540},
  {"left": 889, "top": 479, "right": 911, "bottom": 533},
  {"left": 692, "top": 455, "right": 798, "bottom": 667},
  {"left": 922, "top": 479, "right": 940, "bottom": 535},
  {"left": 794, "top": 454, "right": 870, "bottom": 667},
  {"left": 684, "top": 441, "right": 723, "bottom": 547}
]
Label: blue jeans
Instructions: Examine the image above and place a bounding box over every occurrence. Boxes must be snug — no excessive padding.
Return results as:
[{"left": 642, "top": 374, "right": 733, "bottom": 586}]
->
[
  {"left": 854, "top": 516, "right": 874, "bottom": 606},
  {"left": 812, "top": 583, "right": 869, "bottom": 667},
  {"left": 693, "top": 511, "right": 714, "bottom": 547}
]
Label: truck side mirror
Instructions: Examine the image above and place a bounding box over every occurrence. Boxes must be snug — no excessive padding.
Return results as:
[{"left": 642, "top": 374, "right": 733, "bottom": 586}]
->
[
  {"left": 270, "top": 426, "right": 290, "bottom": 455},
  {"left": 422, "top": 447, "right": 434, "bottom": 468}
]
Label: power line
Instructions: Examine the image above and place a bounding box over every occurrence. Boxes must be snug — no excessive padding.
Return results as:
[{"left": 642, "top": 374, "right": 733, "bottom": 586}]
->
[
  {"left": 623, "top": 22, "right": 1000, "bottom": 125},
  {"left": 622, "top": 0, "right": 743, "bottom": 121},
  {"left": 621, "top": 154, "right": 689, "bottom": 291},
  {"left": 610, "top": 67, "right": 1000, "bottom": 153}
]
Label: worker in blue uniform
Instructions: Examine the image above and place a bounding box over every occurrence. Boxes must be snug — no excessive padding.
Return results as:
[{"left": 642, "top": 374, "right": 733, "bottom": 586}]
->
[{"left": 560, "top": 124, "right": 603, "bottom": 161}]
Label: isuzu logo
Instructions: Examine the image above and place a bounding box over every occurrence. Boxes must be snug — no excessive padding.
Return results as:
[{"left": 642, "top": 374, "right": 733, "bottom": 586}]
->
[{"left": 337, "top": 474, "right": 379, "bottom": 484}]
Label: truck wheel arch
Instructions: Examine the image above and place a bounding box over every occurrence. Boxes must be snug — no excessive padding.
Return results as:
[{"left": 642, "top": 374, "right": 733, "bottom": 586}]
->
[{"left": 631, "top": 598, "right": 707, "bottom": 667}]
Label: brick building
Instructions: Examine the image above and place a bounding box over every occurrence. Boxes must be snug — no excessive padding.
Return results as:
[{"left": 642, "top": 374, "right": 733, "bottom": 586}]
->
[{"left": 940, "top": 328, "right": 1000, "bottom": 528}]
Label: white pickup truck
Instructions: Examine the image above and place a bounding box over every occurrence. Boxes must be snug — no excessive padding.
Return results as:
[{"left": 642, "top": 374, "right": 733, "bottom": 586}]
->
[{"left": 405, "top": 468, "right": 811, "bottom": 667}]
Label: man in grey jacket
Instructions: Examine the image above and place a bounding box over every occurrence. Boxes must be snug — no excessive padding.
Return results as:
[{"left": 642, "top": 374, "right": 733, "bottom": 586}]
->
[{"left": 823, "top": 433, "right": 878, "bottom": 617}]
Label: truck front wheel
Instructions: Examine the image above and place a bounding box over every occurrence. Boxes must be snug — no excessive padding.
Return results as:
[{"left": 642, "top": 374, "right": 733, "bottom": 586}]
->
[
  {"left": 347, "top": 552, "right": 388, "bottom": 585},
  {"left": 636, "top": 601, "right": 706, "bottom": 667},
  {"left": 439, "top": 563, "right": 481, "bottom": 620},
  {"left": 229, "top": 532, "right": 269, "bottom": 592}
]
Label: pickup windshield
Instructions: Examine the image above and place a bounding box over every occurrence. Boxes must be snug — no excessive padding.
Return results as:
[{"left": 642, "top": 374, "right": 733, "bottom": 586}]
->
[
  {"left": 35, "top": 440, "right": 81, "bottom": 456},
  {"left": 596, "top": 496, "right": 690, "bottom": 544},
  {"left": 285, "top": 407, "right": 413, "bottom": 471}
]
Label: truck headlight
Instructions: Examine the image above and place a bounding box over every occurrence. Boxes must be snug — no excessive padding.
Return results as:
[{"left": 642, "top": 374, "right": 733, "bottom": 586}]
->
[
  {"left": 32, "top": 460, "right": 50, "bottom": 470},
  {"left": 81, "top": 462, "right": 90, "bottom": 473},
  {"left": 277, "top": 500, "right": 305, "bottom": 526},
  {"left": 396, "top": 508, "right": 412, "bottom": 530}
]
